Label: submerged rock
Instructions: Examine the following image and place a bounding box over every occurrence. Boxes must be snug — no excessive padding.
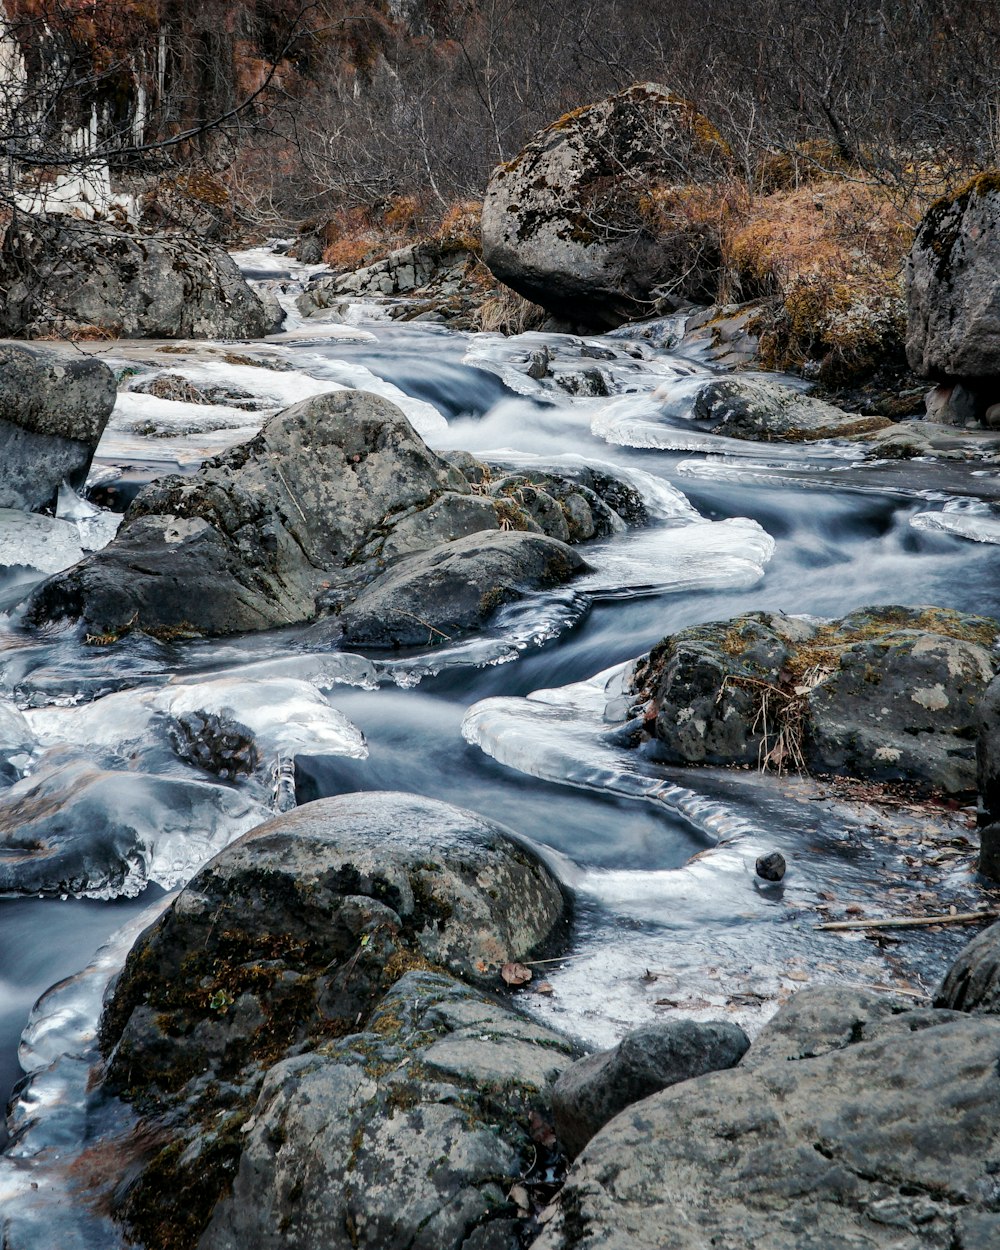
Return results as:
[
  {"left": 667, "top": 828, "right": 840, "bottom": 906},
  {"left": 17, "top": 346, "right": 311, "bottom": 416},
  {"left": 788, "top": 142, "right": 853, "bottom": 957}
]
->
[
  {"left": 626, "top": 605, "right": 999, "bottom": 793},
  {"left": 97, "top": 792, "right": 569, "bottom": 1249},
  {"left": 534, "top": 986, "right": 1000, "bottom": 1250},
  {"left": 552, "top": 1018, "right": 748, "bottom": 1159},
  {"left": 481, "top": 83, "right": 728, "bottom": 328},
  {"left": 691, "top": 376, "right": 890, "bottom": 442},
  {"left": 0, "top": 343, "right": 116, "bottom": 512},
  {"left": 0, "top": 217, "right": 272, "bottom": 340}
]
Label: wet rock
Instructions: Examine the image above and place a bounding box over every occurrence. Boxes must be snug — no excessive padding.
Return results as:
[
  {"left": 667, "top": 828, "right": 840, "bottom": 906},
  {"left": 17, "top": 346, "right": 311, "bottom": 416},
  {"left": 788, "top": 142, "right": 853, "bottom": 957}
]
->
[
  {"left": 534, "top": 988, "right": 1000, "bottom": 1250},
  {"left": 935, "top": 921, "right": 1000, "bottom": 1014},
  {"left": 199, "top": 971, "right": 578, "bottom": 1250},
  {"left": 97, "top": 793, "right": 569, "bottom": 1248},
  {"left": 691, "top": 376, "right": 890, "bottom": 442},
  {"left": 338, "top": 530, "right": 589, "bottom": 648},
  {"left": 0, "top": 343, "right": 116, "bottom": 512},
  {"left": 481, "top": 84, "right": 728, "bottom": 328},
  {"left": 169, "top": 711, "right": 259, "bottom": 780},
  {"left": 755, "top": 850, "right": 785, "bottom": 881},
  {"left": 907, "top": 175, "right": 1000, "bottom": 384},
  {"left": 298, "top": 242, "right": 472, "bottom": 324},
  {"left": 976, "top": 673, "right": 1000, "bottom": 824},
  {"left": 0, "top": 217, "right": 272, "bottom": 340},
  {"left": 627, "top": 605, "right": 999, "bottom": 793},
  {"left": 924, "top": 381, "right": 979, "bottom": 426},
  {"left": 552, "top": 1019, "right": 748, "bottom": 1158},
  {"left": 980, "top": 823, "right": 1000, "bottom": 882},
  {"left": 26, "top": 390, "right": 470, "bottom": 638}
]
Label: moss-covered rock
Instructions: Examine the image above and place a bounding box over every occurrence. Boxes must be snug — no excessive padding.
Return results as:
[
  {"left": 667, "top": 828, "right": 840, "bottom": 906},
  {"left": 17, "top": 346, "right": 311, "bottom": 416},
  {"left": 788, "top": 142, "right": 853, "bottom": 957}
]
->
[{"left": 626, "top": 606, "right": 1000, "bottom": 793}]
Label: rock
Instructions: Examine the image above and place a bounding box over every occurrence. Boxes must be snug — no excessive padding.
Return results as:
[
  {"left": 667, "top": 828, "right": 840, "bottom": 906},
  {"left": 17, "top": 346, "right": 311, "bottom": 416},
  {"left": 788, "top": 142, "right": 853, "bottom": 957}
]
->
[
  {"left": 679, "top": 302, "right": 762, "bottom": 368},
  {"left": 0, "top": 343, "right": 116, "bottom": 512},
  {"left": 935, "top": 921, "right": 1000, "bottom": 1014},
  {"left": 907, "top": 174, "right": 1000, "bottom": 383},
  {"left": 100, "top": 791, "right": 566, "bottom": 1095},
  {"left": 924, "top": 381, "right": 979, "bottom": 426},
  {"left": 26, "top": 390, "right": 471, "bottom": 638},
  {"left": 97, "top": 793, "right": 570, "bottom": 1248},
  {"left": 337, "top": 530, "right": 589, "bottom": 648},
  {"left": 481, "top": 84, "right": 729, "bottom": 328},
  {"left": 980, "top": 823, "right": 1000, "bottom": 881},
  {"left": 140, "top": 172, "right": 233, "bottom": 241},
  {"left": 533, "top": 988, "right": 1000, "bottom": 1250},
  {"left": 298, "top": 242, "right": 472, "bottom": 324},
  {"left": 755, "top": 850, "right": 785, "bottom": 881},
  {"left": 691, "top": 376, "right": 890, "bottom": 442},
  {"left": 197, "top": 971, "right": 578, "bottom": 1250},
  {"left": 977, "top": 674, "right": 1000, "bottom": 823},
  {"left": 552, "top": 1019, "right": 748, "bottom": 1158},
  {"left": 627, "top": 606, "right": 999, "bottom": 793},
  {"left": 0, "top": 217, "right": 272, "bottom": 340}
]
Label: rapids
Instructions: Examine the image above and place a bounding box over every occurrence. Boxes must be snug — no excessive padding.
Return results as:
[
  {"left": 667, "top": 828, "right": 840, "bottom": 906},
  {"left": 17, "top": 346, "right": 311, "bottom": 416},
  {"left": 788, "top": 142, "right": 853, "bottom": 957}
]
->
[{"left": 2, "top": 245, "right": 999, "bottom": 1245}]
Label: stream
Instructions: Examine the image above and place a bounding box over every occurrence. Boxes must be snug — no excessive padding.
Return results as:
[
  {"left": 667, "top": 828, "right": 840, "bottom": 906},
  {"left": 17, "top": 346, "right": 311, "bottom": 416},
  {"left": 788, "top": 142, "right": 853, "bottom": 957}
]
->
[{"left": 2, "top": 246, "right": 1000, "bottom": 1245}]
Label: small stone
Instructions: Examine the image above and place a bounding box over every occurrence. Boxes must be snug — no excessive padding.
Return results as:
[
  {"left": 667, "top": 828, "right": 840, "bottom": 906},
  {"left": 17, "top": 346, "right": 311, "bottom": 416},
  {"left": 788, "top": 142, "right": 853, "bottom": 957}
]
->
[{"left": 756, "top": 851, "right": 786, "bottom": 881}]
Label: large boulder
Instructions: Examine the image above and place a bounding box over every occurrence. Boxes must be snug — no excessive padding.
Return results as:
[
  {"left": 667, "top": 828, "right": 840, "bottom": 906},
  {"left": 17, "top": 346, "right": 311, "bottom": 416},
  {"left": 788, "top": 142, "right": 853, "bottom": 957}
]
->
[
  {"left": 935, "top": 921, "right": 1000, "bottom": 1015},
  {"left": 907, "top": 174, "right": 1000, "bottom": 389},
  {"left": 481, "top": 84, "right": 728, "bottom": 328},
  {"left": 0, "top": 216, "right": 272, "bottom": 340},
  {"left": 552, "top": 1018, "right": 748, "bottom": 1159},
  {"left": 97, "top": 792, "right": 570, "bottom": 1249},
  {"left": 0, "top": 343, "right": 115, "bottom": 511},
  {"left": 533, "top": 987, "right": 1000, "bottom": 1250},
  {"left": 626, "top": 605, "right": 999, "bottom": 793},
  {"left": 25, "top": 390, "right": 471, "bottom": 638},
  {"left": 691, "top": 376, "right": 890, "bottom": 442}
]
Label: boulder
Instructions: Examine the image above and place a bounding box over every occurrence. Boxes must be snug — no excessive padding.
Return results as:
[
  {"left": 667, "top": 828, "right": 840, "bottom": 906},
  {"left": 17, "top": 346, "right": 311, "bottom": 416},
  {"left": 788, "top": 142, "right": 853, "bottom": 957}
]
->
[
  {"left": 481, "top": 84, "right": 729, "bottom": 328},
  {"left": 197, "top": 971, "right": 578, "bottom": 1250},
  {"left": 552, "top": 1018, "right": 748, "bottom": 1158},
  {"left": 97, "top": 793, "right": 570, "bottom": 1249},
  {"left": 0, "top": 216, "right": 272, "bottom": 340},
  {"left": 26, "top": 390, "right": 471, "bottom": 638},
  {"left": 626, "top": 606, "right": 999, "bottom": 792},
  {"left": 977, "top": 674, "right": 1000, "bottom": 824},
  {"left": 533, "top": 988, "right": 1000, "bottom": 1250},
  {"left": 0, "top": 343, "right": 115, "bottom": 511},
  {"left": 907, "top": 174, "right": 1000, "bottom": 386},
  {"left": 691, "top": 376, "right": 890, "bottom": 442},
  {"left": 935, "top": 921, "right": 1000, "bottom": 1014},
  {"left": 100, "top": 792, "right": 566, "bottom": 1096},
  {"left": 338, "top": 530, "right": 589, "bottom": 648}
]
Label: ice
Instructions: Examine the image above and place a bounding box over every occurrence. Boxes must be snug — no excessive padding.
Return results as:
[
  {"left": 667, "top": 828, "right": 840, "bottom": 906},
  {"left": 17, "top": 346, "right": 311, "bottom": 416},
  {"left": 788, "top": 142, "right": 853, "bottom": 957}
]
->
[
  {"left": 911, "top": 503, "right": 1000, "bottom": 544},
  {"left": 0, "top": 510, "right": 85, "bottom": 575},
  {"left": 25, "top": 675, "right": 368, "bottom": 775},
  {"left": 54, "top": 484, "right": 121, "bottom": 552}
]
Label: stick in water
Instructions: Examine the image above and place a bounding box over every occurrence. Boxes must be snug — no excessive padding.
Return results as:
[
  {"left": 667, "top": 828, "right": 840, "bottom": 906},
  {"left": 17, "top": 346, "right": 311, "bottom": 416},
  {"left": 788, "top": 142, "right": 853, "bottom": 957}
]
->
[{"left": 815, "top": 910, "right": 998, "bottom": 932}]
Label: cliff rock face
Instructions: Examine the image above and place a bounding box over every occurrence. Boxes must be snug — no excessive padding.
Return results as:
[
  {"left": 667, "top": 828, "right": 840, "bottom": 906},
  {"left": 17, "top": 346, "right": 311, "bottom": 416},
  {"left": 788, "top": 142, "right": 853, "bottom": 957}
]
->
[{"left": 481, "top": 84, "right": 728, "bottom": 328}]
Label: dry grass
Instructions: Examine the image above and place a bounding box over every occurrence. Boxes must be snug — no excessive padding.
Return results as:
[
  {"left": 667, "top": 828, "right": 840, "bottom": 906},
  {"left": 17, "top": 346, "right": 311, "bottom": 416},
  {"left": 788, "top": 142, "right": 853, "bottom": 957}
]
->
[{"left": 473, "top": 278, "right": 547, "bottom": 334}]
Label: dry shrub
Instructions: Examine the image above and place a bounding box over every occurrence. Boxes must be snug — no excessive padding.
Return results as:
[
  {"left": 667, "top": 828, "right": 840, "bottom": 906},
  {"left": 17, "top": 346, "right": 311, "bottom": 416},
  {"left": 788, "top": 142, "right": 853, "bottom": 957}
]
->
[
  {"left": 725, "top": 179, "right": 918, "bottom": 381},
  {"left": 473, "top": 281, "right": 547, "bottom": 334},
  {"left": 434, "top": 199, "right": 482, "bottom": 253},
  {"left": 637, "top": 180, "right": 747, "bottom": 303}
]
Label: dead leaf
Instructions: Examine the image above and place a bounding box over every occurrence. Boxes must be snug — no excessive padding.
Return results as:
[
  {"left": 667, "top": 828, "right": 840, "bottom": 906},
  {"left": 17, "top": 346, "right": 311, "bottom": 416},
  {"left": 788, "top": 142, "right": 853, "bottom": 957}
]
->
[
  {"left": 529, "top": 1110, "right": 557, "bottom": 1150},
  {"left": 786, "top": 970, "right": 809, "bottom": 982},
  {"left": 534, "top": 981, "right": 554, "bottom": 995},
  {"left": 501, "top": 962, "right": 532, "bottom": 987},
  {"left": 508, "top": 1183, "right": 531, "bottom": 1213}
]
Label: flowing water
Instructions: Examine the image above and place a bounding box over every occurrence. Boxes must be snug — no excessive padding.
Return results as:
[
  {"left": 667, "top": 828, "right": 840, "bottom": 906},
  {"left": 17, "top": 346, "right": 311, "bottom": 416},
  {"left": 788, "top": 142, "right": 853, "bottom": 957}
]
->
[{"left": 2, "top": 247, "right": 1000, "bottom": 1245}]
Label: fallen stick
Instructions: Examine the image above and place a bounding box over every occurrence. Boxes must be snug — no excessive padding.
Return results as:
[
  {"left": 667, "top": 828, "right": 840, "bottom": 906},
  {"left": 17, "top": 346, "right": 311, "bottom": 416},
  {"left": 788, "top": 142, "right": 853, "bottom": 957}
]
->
[{"left": 815, "top": 910, "right": 998, "bottom": 932}]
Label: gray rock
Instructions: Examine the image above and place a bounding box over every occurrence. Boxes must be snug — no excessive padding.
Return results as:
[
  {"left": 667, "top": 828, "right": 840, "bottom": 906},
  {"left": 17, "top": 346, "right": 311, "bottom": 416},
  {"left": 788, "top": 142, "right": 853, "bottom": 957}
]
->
[
  {"left": 924, "top": 381, "right": 980, "bottom": 426},
  {"left": 533, "top": 991, "right": 1000, "bottom": 1250},
  {"left": 907, "top": 175, "right": 1000, "bottom": 383},
  {"left": 628, "top": 606, "right": 999, "bottom": 792},
  {"left": 481, "top": 84, "right": 728, "bottom": 328},
  {"left": 552, "top": 1018, "right": 748, "bottom": 1158},
  {"left": 199, "top": 971, "right": 578, "bottom": 1250},
  {"left": 935, "top": 921, "right": 1000, "bottom": 1014},
  {"left": 980, "top": 823, "right": 1000, "bottom": 882},
  {"left": 338, "top": 530, "right": 589, "bottom": 648},
  {"left": 26, "top": 390, "right": 470, "bottom": 638},
  {"left": 100, "top": 791, "right": 566, "bottom": 1095},
  {"left": 298, "top": 242, "right": 471, "bottom": 321},
  {"left": 691, "top": 376, "right": 890, "bottom": 442},
  {"left": 977, "top": 674, "right": 1000, "bottom": 823},
  {"left": 0, "top": 343, "right": 115, "bottom": 511},
  {"left": 0, "top": 217, "right": 272, "bottom": 340}
]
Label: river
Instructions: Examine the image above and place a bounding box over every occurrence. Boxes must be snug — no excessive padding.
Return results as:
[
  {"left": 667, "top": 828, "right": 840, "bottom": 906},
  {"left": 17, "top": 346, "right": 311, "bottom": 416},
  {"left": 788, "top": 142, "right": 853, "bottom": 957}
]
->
[{"left": 1, "top": 247, "right": 999, "bottom": 1246}]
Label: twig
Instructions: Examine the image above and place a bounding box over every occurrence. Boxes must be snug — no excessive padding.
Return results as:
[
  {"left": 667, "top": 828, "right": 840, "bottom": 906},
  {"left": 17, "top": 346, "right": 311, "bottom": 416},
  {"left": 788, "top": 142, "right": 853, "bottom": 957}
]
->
[
  {"left": 816, "top": 910, "right": 998, "bottom": 932},
  {"left": 273, "top": 463, "right": 308, "bottom": 526},
  {"left": 394, "top": 610, "right": 453, "bottom": 641}
]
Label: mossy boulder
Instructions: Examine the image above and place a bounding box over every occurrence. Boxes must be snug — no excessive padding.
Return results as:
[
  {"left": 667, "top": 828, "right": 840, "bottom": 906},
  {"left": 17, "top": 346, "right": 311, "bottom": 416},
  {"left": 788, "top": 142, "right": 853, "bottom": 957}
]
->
[
  {"left": 625, "top": 606, "right": 999, "bottom": 793},
  {"left": 99, "top": 793, "right": 569, "bottom": 1248},
  {"left": 691, "top": 376, "right": 890, "bottom": 443},
  {"left": 481, "top": 83, "right": 729, "bottom": 328},
  {"left": 907, "top": 174, "right": 1000, "bottom": 388}
]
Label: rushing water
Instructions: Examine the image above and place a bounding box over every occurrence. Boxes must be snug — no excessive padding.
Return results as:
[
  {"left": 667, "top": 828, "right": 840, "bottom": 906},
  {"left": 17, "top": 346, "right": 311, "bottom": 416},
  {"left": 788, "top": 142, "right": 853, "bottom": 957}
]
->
[{"left": 2, "top": 247, "right": 1000, "bottom": 1245}]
